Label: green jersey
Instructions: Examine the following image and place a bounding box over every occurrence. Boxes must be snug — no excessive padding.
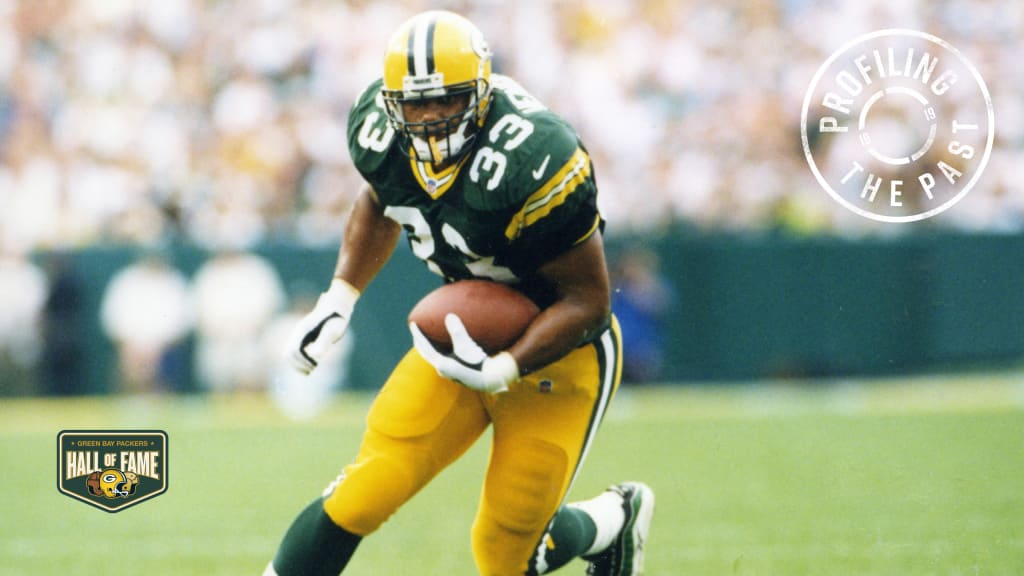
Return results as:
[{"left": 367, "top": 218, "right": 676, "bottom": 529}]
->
[{"left": 347, "top": 75, "right": 603, "bottom": 307}]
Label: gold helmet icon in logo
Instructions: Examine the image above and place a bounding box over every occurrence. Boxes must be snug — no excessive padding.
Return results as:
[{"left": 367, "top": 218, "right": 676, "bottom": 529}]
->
[{"left": 86, "top": 468, "right": 139, "bottom": 499}]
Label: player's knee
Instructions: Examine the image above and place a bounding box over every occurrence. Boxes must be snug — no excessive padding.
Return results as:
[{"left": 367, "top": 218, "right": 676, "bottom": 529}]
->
[
  {"left": 484, "top": 438, "right": 568, "bottom": 532},
  {"left": 322, "top": 455, "right": 416, "bottom": 536},
  {"left": 471, "top": 439, "right": 569, "bottom": 574}
]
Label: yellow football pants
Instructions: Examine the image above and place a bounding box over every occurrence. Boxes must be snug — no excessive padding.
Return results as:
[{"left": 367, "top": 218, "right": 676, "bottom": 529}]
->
[{"left": 322, "top": 319, "right": 621, "bottom": 575}]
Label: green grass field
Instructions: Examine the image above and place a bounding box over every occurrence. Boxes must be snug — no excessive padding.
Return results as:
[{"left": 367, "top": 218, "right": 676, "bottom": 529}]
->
[{"left": 3, "top": 374, "right": 1023, "bottom": 575}]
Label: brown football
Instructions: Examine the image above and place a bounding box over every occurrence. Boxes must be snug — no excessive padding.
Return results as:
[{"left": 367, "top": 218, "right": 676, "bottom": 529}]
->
[{"left": 409, "top": 280, "right": 540, "bottom": 354}]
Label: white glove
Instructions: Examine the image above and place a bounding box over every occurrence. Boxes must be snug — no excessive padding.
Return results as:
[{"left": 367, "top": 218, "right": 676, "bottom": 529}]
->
[
  {"left": 288, "top": 279, "right": 360, "bottom": 375},
  {"left": 410, "top": 314, "right": 520, "bottom": 394}
]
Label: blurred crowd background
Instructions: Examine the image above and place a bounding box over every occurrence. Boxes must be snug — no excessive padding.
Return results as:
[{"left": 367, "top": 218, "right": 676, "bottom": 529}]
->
[{"left": 1, "top": 0, "right": 1021, "bottom": 401}]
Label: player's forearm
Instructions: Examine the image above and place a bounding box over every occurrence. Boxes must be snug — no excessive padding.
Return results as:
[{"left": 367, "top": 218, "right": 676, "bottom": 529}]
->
[
  {"left": 509, "top": 233, "right": 611, "bottom": 374},
  {"left": 333, "top": 186, "right": 401, "bottom": 293},
  {"left": 509, "top": 296, "right": 609, "bottom": 375}
]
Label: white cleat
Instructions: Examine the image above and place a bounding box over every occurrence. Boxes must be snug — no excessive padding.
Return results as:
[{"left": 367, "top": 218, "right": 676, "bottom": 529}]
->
[{"left": 582, "top": 482, "right": 655, "bottom": 576}]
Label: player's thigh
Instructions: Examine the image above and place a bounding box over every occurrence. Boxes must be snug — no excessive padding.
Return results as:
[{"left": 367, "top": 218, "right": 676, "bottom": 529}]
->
[
  {"left": 324, "top": 349, "right": 489, "bottom": 534},
  {"left": 477, "top": 323, "right": 621, "bottom": 535}
]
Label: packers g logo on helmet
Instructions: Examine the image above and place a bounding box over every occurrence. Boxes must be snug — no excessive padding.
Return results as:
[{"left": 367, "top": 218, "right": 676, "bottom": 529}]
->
[
  {"left": 86, "top": 468, "right": 139, "bottom": 499},
  {"left": 381, "top": 11, "right": 493, "bottom": 164}
]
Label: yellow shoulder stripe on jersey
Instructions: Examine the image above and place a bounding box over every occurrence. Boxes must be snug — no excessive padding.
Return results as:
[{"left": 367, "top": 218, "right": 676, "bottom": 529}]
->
[
  {"left": 409, "top": 151, "right": 470, "bottom": 199},
  {"left": 505, "top": 147, "right": 591, "bottom": 240}
]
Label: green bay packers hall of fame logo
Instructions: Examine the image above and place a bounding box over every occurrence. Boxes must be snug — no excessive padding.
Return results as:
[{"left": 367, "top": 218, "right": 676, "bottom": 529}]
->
[
  {"left": 58, "top": 430, "right": 167, "bottom": 512},
  {"left": 801, "top": 29, "right": 994, "bottom": 223}
]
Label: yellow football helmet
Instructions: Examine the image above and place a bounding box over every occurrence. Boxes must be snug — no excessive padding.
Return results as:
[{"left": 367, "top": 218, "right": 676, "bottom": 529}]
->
[
  {"left": 381, "top": 11, "right": 492, "bottom": 164},
  {"left": 98, "top": 468, "right": 138, "bottom": 499}
]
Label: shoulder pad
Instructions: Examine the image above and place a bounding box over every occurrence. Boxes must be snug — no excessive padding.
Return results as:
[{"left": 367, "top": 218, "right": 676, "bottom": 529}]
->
[
  {"left": 464, "top": 89, "right": 584, "bottom": 211},
  {"left": 347, "top": 78, "right": 398, "bottom": 177}
]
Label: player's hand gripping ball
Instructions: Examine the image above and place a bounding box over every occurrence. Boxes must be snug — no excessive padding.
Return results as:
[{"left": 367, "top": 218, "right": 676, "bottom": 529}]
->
[
  {"left": 408, "top": 280, "right": 539, "bottom": 354},
  {"left": 409, "top": 280, "right": 539, "bottom": 394}
]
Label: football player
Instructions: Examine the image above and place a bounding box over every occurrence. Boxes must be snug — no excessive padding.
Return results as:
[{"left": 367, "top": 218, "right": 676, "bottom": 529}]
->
[{"left": 266, "top": 10, "right": 654, "bottom": 576}]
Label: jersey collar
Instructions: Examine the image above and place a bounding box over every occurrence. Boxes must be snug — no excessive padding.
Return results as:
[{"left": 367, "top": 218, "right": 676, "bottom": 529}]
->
[{"left": 409, "top": 150, "right": 471, "bottom": 200}]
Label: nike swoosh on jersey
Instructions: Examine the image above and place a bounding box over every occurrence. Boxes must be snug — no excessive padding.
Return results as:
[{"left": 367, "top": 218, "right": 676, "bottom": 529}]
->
[{"left": 532, "top": 154, "right": 551, "bottom": 180}]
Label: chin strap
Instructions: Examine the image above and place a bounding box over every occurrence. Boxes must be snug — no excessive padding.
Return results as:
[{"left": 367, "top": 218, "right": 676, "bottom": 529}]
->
[{"left": 428, "top": 135, "right": 444, "bottom": 164}]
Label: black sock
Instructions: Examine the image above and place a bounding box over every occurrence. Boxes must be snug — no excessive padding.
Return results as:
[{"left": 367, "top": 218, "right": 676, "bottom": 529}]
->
[{"left": 269, "top": 497, "right": 362, "bottom": 576}]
